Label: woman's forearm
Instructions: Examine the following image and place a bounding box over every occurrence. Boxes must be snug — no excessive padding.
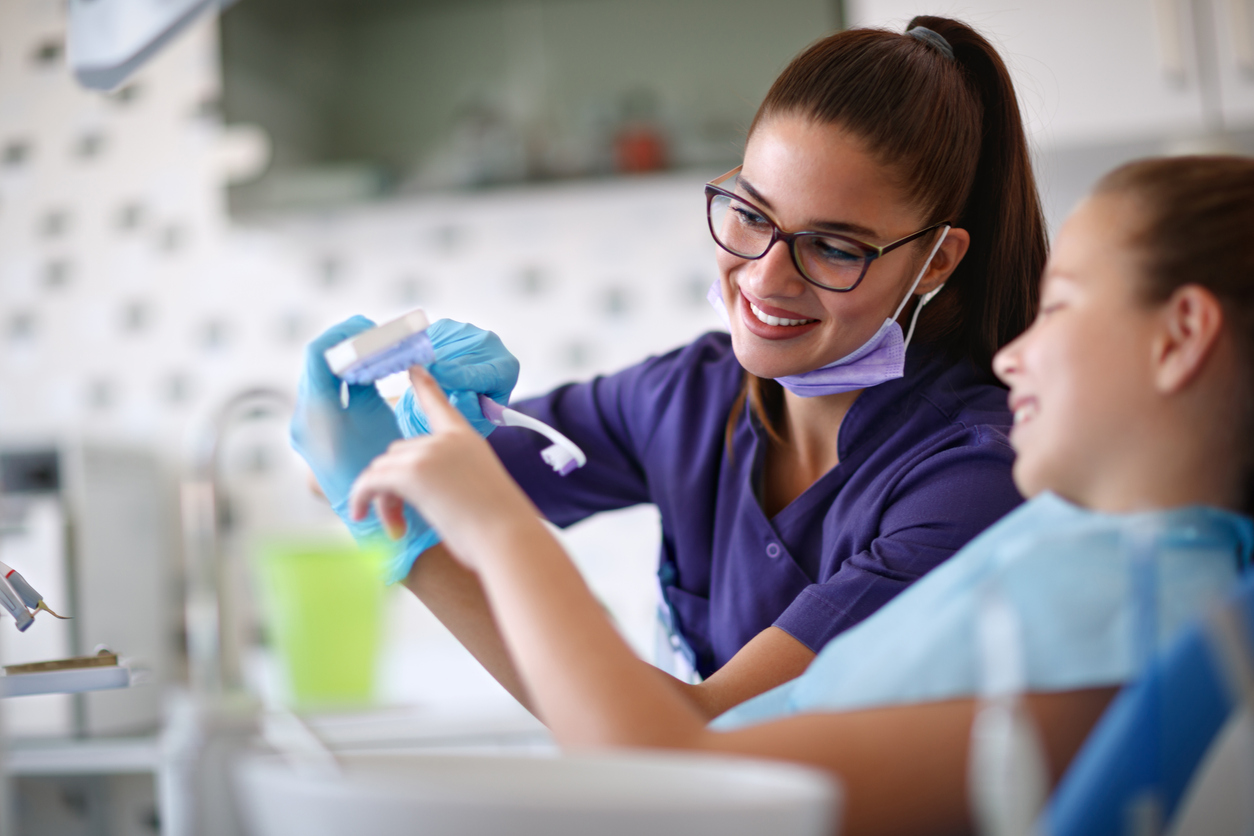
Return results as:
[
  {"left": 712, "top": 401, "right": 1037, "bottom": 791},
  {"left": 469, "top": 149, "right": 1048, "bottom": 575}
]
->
[{"left": 467, "top": 512, "right": 710, "bottom": 748}]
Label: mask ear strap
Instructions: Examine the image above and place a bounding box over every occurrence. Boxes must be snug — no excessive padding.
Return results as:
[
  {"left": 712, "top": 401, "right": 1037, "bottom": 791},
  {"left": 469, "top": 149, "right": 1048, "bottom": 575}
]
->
[
  {"left": 894, "top": 225, "right": 951, "bottom": 350},
  {"left": 904, "top": 282, "right": 945, "bottom": 349}
]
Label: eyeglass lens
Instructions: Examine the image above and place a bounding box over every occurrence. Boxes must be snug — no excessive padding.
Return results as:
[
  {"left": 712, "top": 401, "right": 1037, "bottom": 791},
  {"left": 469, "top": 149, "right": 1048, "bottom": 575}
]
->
[{"left": 708, "top": 192, "right": 873, "bottom": 290}]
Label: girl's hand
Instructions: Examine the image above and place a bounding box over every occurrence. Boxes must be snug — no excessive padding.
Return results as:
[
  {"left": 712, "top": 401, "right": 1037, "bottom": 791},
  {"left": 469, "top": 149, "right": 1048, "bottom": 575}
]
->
[{"left": 348, "top": 367, "right": 539, "bottom": 571}]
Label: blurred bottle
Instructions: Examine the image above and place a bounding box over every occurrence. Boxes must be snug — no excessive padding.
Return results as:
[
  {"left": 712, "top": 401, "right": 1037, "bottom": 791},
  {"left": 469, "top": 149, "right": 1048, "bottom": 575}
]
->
[{"left": 614, "top": 87, "right": 668, "bottom": 174}]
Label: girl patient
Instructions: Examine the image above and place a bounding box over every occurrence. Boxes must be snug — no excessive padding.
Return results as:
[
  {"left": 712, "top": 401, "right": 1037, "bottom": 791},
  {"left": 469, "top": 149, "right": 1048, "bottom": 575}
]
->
[{"left": 350, "top": 156, "right": 1254, "bottom": 835}]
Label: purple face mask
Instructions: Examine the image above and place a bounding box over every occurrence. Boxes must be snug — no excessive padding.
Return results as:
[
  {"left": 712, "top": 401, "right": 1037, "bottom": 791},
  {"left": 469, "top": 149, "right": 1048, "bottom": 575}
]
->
[{"left": 708, "top": 225, "right": 949, "bottom": 397}]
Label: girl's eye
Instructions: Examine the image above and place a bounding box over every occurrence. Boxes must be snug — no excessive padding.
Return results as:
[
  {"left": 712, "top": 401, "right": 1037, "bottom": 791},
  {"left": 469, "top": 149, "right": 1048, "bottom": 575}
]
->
[{"left": 1038, "top": 302, "right": 1066, "bottom": 318}]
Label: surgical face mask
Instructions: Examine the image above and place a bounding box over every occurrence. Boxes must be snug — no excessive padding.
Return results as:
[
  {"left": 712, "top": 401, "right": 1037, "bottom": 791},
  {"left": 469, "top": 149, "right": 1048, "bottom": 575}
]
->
[{"left": 707, "top": 225, "right": 950, "bottom": 397}]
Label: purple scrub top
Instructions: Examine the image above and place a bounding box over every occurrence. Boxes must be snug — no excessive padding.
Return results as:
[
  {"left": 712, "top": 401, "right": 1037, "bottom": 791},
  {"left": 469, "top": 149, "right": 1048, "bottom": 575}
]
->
[{"left": 488, "top": 332, "right": 1022, "bottom": 678}]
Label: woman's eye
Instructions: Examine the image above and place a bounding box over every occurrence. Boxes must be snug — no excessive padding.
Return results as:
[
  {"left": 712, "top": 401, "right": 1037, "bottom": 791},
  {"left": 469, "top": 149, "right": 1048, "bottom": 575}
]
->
[
  {"left": 731, "top": 205, "right": 770, "bottom": 228},
  {"left": 1038, "top": 302, "right": 1066, "bottom": 317},
  {"left": 811, "top": 237, "right": 864, "bottom": 263}
]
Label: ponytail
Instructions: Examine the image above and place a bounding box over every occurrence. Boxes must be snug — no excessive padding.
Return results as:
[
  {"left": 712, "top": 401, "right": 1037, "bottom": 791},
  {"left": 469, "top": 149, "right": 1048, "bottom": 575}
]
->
[{"left": 909, "top": 16, "right": 1046, "bottom": 373}]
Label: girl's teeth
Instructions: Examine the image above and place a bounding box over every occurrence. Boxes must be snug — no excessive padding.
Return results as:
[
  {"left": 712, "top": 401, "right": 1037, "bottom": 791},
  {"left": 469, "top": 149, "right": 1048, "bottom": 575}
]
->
[
  {"left": 750, "top": 302, "right": 814, "bottom": 327},
  {"left": 1014, "top": 404, "right": 1036, "bottom": 424}
]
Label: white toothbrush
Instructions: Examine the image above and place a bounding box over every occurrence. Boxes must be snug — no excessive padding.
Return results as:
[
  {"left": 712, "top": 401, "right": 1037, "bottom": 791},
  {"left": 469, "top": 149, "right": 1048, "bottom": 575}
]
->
[{"left": 478, "top": 395, "right": 587, "bottom": 476}]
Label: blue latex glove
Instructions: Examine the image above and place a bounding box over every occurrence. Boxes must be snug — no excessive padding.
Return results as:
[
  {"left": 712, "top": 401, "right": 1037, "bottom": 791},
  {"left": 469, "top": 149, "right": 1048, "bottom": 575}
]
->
[
  {"left": 290, "top": 316, "right": 439, "bottom": 583},
  {"left": 396, "top": 318, "right": 520, "bottom": 439}
]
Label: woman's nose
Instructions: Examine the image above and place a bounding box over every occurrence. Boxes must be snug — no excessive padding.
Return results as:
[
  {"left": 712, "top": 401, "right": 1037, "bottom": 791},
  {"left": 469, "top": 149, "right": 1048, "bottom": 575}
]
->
[{"left": 742, "top": 238, "right": 807, "bottom": 298}]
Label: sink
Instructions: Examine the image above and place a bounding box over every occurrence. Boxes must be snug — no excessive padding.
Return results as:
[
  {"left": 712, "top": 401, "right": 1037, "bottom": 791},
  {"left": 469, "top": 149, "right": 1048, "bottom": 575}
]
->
[{"left": 235, "top": 749, "right": 840, "bottom": 835}]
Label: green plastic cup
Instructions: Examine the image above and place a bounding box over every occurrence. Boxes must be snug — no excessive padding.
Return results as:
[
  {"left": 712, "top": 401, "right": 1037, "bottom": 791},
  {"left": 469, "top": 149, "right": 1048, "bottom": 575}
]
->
[{"left": 255, "top": 536, "right": 388, "bottom": 708}]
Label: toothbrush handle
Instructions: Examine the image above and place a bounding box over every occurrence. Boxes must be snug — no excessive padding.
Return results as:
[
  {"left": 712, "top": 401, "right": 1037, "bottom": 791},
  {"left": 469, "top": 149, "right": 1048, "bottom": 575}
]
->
[
  {"left": 478, "top": 394, "right": 510, "bottom": 427},
  {"left": 476, "top": 395, "right": 587, "bottom": 469}
]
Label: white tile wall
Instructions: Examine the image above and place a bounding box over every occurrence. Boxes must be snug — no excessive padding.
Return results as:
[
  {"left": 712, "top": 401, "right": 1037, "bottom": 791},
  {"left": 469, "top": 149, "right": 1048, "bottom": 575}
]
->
[
  {"left": 0, "top": 5, "right": 729, "bottom": 705},
  {"left": 0, "top": 2, "right": 227, "bottom": 453}
]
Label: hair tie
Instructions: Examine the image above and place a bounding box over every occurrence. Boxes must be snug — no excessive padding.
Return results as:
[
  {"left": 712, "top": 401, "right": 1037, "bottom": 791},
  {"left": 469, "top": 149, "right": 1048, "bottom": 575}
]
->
[{"left": 907, "top": 26, "right": 955, "bottom": 61}]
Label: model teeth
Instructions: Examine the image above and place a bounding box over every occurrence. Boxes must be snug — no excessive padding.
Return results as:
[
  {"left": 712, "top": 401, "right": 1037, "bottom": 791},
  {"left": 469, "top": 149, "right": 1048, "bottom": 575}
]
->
[{"left": 750, "top": 302, "right": 815, "bottom": 327}]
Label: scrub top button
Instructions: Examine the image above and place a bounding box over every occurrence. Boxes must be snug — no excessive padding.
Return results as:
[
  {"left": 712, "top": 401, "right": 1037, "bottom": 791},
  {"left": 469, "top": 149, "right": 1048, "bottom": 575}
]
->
[{"left": 765, "top": 542, "right": 782, "bottom": 559}]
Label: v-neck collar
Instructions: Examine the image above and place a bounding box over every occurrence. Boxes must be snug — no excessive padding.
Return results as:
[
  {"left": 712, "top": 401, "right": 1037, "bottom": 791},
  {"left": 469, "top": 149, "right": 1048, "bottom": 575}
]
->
[{"left": 744, "top": 346, "right": 946, "bottom": 524}]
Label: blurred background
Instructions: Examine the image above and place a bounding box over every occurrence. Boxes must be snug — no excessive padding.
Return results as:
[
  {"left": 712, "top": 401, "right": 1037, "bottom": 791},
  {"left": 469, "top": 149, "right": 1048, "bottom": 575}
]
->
[{"left": 3, "top": 0, "right": 1254, "bottom": 832}]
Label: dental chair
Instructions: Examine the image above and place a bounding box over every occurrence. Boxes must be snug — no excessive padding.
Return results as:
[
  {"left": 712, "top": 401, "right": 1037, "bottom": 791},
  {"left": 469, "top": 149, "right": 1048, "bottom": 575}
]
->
[{"left": 1043, "top": 570, "right": 1254, "bottom": 835}]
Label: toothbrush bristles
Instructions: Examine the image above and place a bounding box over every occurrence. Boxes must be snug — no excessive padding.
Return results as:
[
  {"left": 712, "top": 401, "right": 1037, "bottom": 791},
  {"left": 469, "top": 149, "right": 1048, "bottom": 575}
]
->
[{"left": 541, "top": 445, "right": 580, "bottom": 477}]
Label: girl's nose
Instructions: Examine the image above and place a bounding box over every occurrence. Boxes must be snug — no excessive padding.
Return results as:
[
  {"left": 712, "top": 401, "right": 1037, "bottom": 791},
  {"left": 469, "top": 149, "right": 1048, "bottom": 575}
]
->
[{"left": 992, "top": 334, "right": 1024, "bottom": 385}]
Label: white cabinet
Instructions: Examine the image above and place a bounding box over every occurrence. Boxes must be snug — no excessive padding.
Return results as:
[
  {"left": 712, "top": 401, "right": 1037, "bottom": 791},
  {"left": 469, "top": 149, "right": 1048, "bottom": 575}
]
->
[
  {"left": 847, "top": 0, "right": 1254, "bottom": 147},
  {"left": 1212, "top": 0, "right": 1254, "bottom": 128}
]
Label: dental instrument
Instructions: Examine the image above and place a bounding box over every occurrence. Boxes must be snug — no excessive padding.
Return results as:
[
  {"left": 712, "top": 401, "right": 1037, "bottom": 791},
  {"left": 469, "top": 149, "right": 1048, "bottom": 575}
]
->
[
  {"left": 0, "top": 574, "right": 33, "bottom": 632},
  {"left": 324, "top": 309, "right": 435, "bottom": 407},
  {"left": 0, "top": 560, "right": 70, "bottom": 620},
  {"left": 478, "top": 395, "right": 587, "bottom": 476}
]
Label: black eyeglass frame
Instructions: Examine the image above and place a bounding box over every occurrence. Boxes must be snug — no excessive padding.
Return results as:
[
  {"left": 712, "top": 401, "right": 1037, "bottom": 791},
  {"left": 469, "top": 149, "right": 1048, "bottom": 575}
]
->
[{"left": 704, "top": 167, "right": 951, "bottom": 293}]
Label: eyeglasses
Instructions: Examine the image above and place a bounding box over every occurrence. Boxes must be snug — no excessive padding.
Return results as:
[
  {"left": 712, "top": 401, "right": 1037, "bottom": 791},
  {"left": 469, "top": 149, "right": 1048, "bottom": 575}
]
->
[{"left": 704, "top": 167, "right": 950, "bottom": 293}]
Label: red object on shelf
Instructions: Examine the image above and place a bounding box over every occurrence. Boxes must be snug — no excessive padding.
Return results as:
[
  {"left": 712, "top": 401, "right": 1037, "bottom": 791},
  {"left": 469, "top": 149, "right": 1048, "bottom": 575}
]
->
[{"left": 614, "top": 125, "right": 668, "bottom": 173}]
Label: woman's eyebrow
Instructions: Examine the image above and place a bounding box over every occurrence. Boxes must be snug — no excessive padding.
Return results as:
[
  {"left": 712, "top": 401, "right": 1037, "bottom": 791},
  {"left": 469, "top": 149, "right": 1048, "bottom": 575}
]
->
[{"left": 737, "top": 175, "right": 880, "bottom": 240}]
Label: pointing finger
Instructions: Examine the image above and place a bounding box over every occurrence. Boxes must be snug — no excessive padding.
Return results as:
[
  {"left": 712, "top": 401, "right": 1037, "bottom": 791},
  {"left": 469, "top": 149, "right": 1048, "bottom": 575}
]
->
[{"left": 408, "top": 367, "right": 470, "bottom": 433}]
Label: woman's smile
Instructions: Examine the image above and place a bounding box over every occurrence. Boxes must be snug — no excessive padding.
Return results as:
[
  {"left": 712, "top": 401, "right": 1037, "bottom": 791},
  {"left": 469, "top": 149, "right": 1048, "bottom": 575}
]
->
[{"left": 738, "top": 288, "right": 821, "bottom": 340}]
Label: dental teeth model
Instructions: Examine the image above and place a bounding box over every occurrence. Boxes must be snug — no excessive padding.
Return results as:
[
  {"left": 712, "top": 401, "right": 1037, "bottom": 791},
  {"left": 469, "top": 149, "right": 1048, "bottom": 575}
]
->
[
  {"left": 325, "top": 309, "right": 437, "bottom": 407},
  {"left": 324, "top": 309, "right": 588, "bottom": 476}
]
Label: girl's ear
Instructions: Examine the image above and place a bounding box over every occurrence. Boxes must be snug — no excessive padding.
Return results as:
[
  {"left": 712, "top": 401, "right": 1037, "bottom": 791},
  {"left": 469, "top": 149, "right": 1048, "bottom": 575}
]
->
[{"left": 1152, "top": 284, "right": 1225, "bottom": 394}]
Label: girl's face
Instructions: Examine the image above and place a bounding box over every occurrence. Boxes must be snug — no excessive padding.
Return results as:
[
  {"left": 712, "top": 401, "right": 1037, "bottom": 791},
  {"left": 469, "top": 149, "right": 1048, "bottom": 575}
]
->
[
  {"left": 993, "top": 194, "right": 1161, "bottom": 505},
  {"left": 717, "top": 116, "right": 967, "bottom": 380}
]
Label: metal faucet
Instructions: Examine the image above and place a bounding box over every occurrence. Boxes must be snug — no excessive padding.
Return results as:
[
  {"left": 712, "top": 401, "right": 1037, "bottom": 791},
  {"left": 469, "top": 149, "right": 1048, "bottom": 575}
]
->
[{"left": 180, "top": 387, "right": 293, "bottom": 697}]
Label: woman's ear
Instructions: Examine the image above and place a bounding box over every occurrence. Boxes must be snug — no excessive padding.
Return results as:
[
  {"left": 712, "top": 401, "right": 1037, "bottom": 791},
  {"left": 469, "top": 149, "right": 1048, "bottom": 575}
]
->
[
  {"left": 918, "top": 227, "right": 971, "bottom": 294},
  {"left": 1152, "top": 284, "right": 1225, "bottom": 394}
]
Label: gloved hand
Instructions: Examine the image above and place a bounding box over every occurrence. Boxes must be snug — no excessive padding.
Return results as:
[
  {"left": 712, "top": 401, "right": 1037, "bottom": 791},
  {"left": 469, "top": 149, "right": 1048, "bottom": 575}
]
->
[
  {"left": 396, "top": 318, "right": 520, "bottom": 439},
  {"left": 290, "top": 316, "right": 440, "bottom": 583}
]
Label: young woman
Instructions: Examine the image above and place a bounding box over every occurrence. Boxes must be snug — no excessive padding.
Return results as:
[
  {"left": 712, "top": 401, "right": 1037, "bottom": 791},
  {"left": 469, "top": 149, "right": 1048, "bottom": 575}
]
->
[
  {"left": 348, "top": 155, "right": 1254, "bottom": 835},
  {"left": 294, "top": 15, "right": 1044, "bottom": 716}
]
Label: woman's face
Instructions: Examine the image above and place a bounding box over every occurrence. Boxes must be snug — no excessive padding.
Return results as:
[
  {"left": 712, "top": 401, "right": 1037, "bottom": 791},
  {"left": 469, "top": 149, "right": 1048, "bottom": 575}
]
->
[
  {"left": 717, "top": 116, "right": 965, "bottom": 380},
  {"left": 993, "top": 193, "right": 1161, "bottom": 504}
]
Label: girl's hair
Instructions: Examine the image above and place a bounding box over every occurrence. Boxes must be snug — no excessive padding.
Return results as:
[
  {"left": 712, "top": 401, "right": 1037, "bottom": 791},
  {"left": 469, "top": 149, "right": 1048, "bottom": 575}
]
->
[
  {"left": 726, "top": 16, "right": 1047, "bottom": 449},
  {"left": 1095, "top": 156, "right": 1254, "bottom": 515}
]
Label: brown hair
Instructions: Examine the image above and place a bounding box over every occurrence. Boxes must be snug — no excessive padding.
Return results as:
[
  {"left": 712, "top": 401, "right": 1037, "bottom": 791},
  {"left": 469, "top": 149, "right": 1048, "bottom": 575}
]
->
[
  {"left": 726, "top": 16, "right": 1047, "bottom": 449},
  {"left": 1095, "top": 156, "right": 1254, "bottom": 515}
]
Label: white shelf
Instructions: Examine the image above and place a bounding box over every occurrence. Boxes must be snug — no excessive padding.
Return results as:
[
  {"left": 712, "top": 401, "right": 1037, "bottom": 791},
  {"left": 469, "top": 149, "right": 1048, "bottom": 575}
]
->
[
  {"left": 1, "top": 665, "right": 131, "bottom": 698},
  {"left": 4, "top": 735, "right": 161, "bottom": 775}
]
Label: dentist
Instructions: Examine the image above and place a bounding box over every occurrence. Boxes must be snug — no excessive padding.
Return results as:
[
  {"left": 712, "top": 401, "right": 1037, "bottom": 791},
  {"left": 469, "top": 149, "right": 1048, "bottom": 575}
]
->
[{"left": 293, "top": 16, "right": 1045, "bottom": 718}]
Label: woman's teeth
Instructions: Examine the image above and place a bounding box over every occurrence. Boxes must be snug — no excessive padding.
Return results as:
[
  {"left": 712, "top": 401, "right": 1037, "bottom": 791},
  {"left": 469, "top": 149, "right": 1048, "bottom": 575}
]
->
[
  {"left": 749, "top": 302, "right": 815, "bottom": 327},
  {"left": 1013, "top": 402, "right": 1038, "bottom": 425}
]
